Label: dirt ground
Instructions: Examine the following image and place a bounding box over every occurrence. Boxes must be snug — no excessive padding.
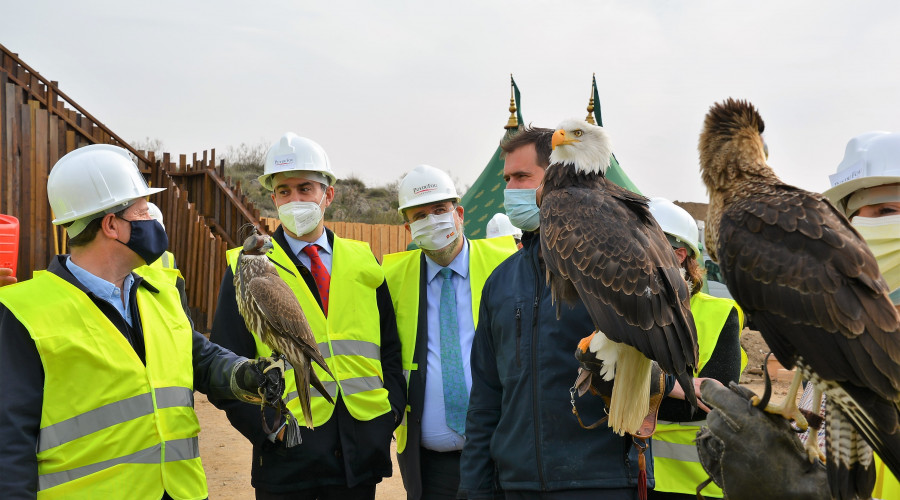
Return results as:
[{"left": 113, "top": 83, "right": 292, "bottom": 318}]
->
[
  {"left": 197, "top": 328, "right": 789, "bottom": 499},
  {"left": 195, "top": 395, "right": 405, "bottom": 499}
]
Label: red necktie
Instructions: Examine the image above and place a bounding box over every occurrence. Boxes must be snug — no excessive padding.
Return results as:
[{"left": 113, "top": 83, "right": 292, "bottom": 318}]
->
[{"left": 302, "top": 244, "right": 330, "bottom": 316}]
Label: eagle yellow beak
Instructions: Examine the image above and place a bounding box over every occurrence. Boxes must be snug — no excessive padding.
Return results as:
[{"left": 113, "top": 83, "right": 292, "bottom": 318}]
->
[{"left": 551, "top": 129, "right": 579, "bottom": 150}]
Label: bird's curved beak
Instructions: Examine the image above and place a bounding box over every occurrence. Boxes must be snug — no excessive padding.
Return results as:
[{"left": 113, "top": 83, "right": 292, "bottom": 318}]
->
[
  {"left": 551, "top": 129, "right": 579, "bottom": 150},
  {"left": 261, "top": 236, "right": 274, "bottom": 253}
]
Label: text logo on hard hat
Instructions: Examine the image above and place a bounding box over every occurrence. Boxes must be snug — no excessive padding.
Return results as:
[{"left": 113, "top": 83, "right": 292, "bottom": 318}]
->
[
  {"left": 274, "top": 155, "right": 296, "bottom": 168},
  {"left": 828, "top": 161, "right": 865, "bottom": 187},
  {"left": 413, "top": 183, "right": 438, "bottom": 195}
]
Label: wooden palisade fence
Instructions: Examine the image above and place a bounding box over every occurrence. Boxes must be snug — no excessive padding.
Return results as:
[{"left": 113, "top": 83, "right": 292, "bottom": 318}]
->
[
  {"left": 0, "top": 43, "right": 263, "bottom": 330},
  {"left": 0, "top": 43, "right": 411, "bottom": 330}
]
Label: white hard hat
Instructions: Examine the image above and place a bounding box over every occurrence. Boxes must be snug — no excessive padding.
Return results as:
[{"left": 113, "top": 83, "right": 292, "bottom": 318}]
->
[
  {"left": 397, "top": 164, "right": 460, "bottom": 213},
  {"left": 258, "top": 133, "right": 336, "bottom": 191},
  {"left": 823, "top": 131, "right": 900, "bottom": 215},
  {"left": 147, "top": 202, "right": 165, "bottom": 230},
  {"left": 486, "top": 213, "right": 522, "bottom": 239},
  {"left": 648, "top": 197, "right": 701, "bottom": 258},
  {"left": 48, "top": 144, "right": 165, "bottom": 236}
]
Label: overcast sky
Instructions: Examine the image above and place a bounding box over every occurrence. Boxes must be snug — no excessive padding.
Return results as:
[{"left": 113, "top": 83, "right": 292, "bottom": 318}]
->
[{"left": 3, "top": 1, "right": 900, "bottom": 203}]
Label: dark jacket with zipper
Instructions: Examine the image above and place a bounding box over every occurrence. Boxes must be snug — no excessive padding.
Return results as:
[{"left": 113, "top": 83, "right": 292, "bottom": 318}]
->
[
  {"left": 458, "top": 231, "right": 655, "bottom": 498},
  {"left": 208, "top": 226, "right": 406, "bottom": 493}
]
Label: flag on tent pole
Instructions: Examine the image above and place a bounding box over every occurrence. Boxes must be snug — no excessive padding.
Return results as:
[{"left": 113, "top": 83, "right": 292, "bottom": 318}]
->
[
  {"left": 589, "top": 74, "right": 641, "bottom": 194},
  {"left": 460, "top": 75, "right": 522, "bottom": 238}
]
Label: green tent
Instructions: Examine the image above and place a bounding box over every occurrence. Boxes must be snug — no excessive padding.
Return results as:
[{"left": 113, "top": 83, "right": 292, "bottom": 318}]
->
[
  {"left": 461, "top": 76, "right": 523, "bottom": 238},
  {"left": 462, "top": 75, "right": 640, "bottom": 239}
]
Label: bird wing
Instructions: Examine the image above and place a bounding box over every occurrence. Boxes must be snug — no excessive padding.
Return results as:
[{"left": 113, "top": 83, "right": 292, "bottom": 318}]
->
[
  {"left": 540, "top": 179, "right": 698, "bottom": 383},
  {"left": 717, "top": 185, "right": 900, "bottom": 399},
  {"left": 246, "top": 272, "right": 332, "bottom": 375}
]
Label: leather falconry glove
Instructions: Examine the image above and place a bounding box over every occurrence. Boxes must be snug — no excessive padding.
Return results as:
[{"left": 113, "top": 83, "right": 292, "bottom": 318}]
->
[{"left": 694, "top": 380, "right": 829, "bottom": 500}]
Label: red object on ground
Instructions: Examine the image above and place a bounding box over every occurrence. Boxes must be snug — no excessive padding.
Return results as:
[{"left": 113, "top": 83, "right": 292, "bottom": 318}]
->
[{"left": 0, "top": 214, "right": 19, "bottom": 277}]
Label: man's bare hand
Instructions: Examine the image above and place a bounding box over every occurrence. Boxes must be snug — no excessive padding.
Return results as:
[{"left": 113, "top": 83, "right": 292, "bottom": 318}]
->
[{"left": 0, "top": 268, "right": 17, "bottom": 287}]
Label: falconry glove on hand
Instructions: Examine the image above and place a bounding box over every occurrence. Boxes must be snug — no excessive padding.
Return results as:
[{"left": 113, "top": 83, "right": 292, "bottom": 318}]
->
[
  {"left": 695, "top": 380, "right": 829, "bottom": 500},
  {"left": 232, "top": 356, "right": 286, "bottom": 406}
]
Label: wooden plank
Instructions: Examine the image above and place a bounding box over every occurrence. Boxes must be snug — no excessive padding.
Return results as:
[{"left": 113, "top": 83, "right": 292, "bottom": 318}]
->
[
  {"left": 1, "top": 75, "right": 9, "bottom": 214},
  {"left": 19, "top": 102, "right": 33, "bottom": 279},
  {"left": 33, "top": 106, "right": 48, "bottom": 269}
]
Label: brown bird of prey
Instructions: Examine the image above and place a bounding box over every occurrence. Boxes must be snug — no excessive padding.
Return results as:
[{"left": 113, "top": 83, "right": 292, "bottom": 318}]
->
[
  {"left": 700, "top": 98, "right": 900, "bottom": 500},
  {"left": 235, "top": 231, "right": 335, "bottom": 431},
  {"left": 541, "top": 118, "right": 699, "bottom": 436}
]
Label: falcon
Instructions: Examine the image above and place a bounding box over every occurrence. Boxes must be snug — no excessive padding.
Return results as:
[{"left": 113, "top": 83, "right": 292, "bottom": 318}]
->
[
  {"left": 700, "top": 98, "right": 900, "bottom": 500},
  {"left": 541, "top": 118, "right": 699, "bottom": 436},
  {"left": 235, "top": 230, "right": 335, "bottom": 430}
]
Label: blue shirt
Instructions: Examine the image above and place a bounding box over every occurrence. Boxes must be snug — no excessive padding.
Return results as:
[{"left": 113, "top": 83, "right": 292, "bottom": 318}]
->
[
  {"left": 283, "top": 228, "right": 333, "bottom": 274},
  {"left": 420, "top": 239, "right": 474, "bottom": 452},
  {"left": 66, "top": 256, "right": 136, "bottom": 327}
]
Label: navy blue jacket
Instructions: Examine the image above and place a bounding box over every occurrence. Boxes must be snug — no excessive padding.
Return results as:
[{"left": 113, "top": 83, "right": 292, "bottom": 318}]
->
[{"left": 459, "top": 231, "right": 656, "bottom": 498}]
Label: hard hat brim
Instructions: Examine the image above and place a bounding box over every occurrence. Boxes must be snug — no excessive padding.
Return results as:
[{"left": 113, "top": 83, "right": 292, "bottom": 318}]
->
[
  {"left": 51, "top": 187, "right": 166, "bottom": 225},
  {"left": 822, "top": 175, "right": 900, "bottom": 213}
]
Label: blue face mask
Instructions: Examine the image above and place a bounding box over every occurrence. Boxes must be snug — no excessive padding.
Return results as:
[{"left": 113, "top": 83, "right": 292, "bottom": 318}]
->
[
  {"left": 504, "top": 188, "right": 540, "bottom": 232},
  {"left": 117, "top": 217, "right": 169, "bottom": 265}
]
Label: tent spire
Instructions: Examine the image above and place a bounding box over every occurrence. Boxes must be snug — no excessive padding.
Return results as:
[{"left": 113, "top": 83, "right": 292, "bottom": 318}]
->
[
  {"left": 585, "top": 73, "right": 597, "bottom": 124},
  {"left": 505, "top": 74, "right": 519, "bottom": 130}
]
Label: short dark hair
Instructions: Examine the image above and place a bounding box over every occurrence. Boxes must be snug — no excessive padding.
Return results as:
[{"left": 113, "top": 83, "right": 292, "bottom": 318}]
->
[
  {"left": 500, "top": 125, "right": 555, "bottom": 168},
  {"left": 67, "top": 207, "right": 128, "bottom": 248}
]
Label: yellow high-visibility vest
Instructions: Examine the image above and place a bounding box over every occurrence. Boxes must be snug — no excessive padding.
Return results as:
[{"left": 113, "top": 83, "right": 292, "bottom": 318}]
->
[
  {"left": 147, "top": 250, "right": 176, "bottom": 269},
  {"left": 0, "top": 267, "right": 206, "bottom": 500},
  {"left": 653, "top": 292, "right": 746, "bottom": 497},
  {"left": 874, "top": 453, "right": 900, "bottom": 500},
  {"left": 227, "top": 235, "right": 390, "bottom": 426},
  {"left": 382, "top": 236, "right": 517, "bottom": 453}
]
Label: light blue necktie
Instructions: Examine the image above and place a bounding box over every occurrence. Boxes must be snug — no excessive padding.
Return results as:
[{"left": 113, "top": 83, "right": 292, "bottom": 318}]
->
[{"left": 439, "top": 267, "right": 467, "bottom": 435}]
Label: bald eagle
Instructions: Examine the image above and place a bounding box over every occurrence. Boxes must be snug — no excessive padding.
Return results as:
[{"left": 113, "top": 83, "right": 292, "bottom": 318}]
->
[
  {"left": 700, "top": 98, "right": 900, "bottom": 500},
  {"left": 541, "top": 118, "right": 699, "bottom": 436}
]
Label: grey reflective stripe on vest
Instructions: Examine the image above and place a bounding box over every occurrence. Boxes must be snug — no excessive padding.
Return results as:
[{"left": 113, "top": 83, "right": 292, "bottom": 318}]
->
[
  {"left": 155, "top": 386, "right": 194, "bottom": 409},
  {"left": 161, "top": 252, "right": 171, "bottom": 268},
  {"left": 38, "top": 387, "right": 194, "bottom": 452},
  {"left": 38, "top": 437, "right": 199, "bottom": 491},
  {"left": 286, "top": 375, "right": 383, "bottom": 402},
  {"left": 328, "top": 339, "right": 381, "bottom": 360},
  {"left": 652, "top": 438, "right": 701, "bottom": 463}
]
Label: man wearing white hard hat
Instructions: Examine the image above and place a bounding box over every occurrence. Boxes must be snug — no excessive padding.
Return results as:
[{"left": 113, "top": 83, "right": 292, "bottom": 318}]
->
[
  {"left": 0, "top": 144, "right": 284, "bottom": 499},
  {"left": 645, "top": 198, "right": 745, "bottom": 500},
  {"left": 209, "top": 133, "right": 406, "bottom": 499},
  {"left": 798, "top": 131, "right": 900, "bottom": 499},
  {"left": 382, "top": 164, "right": 517, "bottom": 500},
  {"left": 485, "top": 213, "right": 523, "bottom": 248}
]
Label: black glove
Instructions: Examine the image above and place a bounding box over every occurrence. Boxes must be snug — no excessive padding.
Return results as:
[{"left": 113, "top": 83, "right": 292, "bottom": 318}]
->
[
  {"left": 233, "top": 356, "right": 286, "bottom": 407},
  {"left": 695, "top": 380, "right": 829, "bottom": 500}
]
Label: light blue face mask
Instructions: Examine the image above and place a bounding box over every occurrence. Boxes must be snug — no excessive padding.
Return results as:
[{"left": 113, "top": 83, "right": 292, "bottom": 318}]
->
[{"left": 504, "top": 188, "right": 540, "bottom": 232}]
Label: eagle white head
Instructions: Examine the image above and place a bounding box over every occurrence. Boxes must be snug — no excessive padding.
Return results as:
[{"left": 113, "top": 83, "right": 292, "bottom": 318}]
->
[{"left": 549, "top": 118, "right": 613, "bottom": 175}]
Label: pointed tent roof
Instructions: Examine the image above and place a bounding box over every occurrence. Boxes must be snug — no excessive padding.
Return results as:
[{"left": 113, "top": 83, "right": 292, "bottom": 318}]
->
[{"left": 462, "top": 75, "right": 641, "bottom": 238}]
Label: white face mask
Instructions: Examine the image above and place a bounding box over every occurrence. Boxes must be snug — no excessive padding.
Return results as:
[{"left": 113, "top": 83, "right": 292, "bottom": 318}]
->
[
  {"left": 852, "top": 214, "right": 900, "bottom": 294},
  {"left": 409, "top": 212, "right": 460, "bottom": 251},
  {"left": 278, "top": 191, "right": 326, "bottom": 236}
]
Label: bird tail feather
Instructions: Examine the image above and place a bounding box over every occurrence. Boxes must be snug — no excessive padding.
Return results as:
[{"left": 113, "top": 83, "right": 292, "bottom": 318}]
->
[
  {"left": 309, "top": 367, "right": 335, "bottom": 405},
  {"left": 294, "top": 371, "right": 315, "bottom": 429},
  {"left": 609, "top": 346, "right": 651, "bottom": 436}
]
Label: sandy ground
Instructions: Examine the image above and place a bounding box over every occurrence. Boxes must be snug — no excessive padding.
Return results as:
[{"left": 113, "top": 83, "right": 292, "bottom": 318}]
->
[
  {"left": 197, "top": 328, "right": 789, "bottom": 499},
  {"left": 195, "top": 395, "right": 405, "bottom": 499}
]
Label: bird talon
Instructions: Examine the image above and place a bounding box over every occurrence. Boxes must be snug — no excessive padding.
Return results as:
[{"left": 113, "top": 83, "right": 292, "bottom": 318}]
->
[{"left": 262, "top": 356, "right": 285, "bottom": 375}]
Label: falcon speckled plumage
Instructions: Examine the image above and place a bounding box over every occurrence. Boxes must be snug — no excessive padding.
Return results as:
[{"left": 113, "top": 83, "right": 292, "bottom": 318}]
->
[
  {"left": 700, "top": 98, "right": 900, "bottom": 500},
  {"left": 541, "top": 118, "right": 699, "bottom": 437},
  {"left": 235, "top": 231, "right": 335, "bottom": 429}
]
